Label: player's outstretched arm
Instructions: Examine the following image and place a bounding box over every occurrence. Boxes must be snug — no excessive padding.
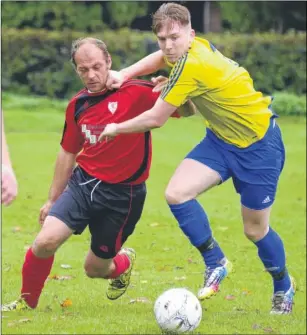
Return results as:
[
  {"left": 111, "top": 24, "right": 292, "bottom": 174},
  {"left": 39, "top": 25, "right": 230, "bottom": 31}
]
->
[
  {"left": 39, "top": 147, "right": 77, "bottom": 224},
  {"left": 1, "top": 111, "right": 18, "bottom": 206},
  {"left": 98, "top": 98, "right": 177, "bottom": 142},
  {"left": 107, "top": 51, "right": 166, "bottom": 89},
  {"left": 121, "top": 50, "right": 165, "bottom": 79}
]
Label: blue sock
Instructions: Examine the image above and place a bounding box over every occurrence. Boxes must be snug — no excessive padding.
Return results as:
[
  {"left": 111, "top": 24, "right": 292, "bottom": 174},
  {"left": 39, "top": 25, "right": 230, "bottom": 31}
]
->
[
  {"left": 169, "top": 199, "right": 225, "bottom": 269},
  {"left": 255, "top": 227, "right": 291, "bottom": 293}
]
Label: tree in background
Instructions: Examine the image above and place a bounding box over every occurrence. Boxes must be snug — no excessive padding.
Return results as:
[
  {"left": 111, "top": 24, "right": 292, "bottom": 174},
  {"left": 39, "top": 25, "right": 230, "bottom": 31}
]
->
[
  {"left": 104, "top": 2, "right": 148, "bottom": 29},
  {"left": 219, "top": 1, "right": 306, "bottom": 33},
  {"left": 1, "top": 1, "right": 148, "bottom": 32},
  {"left": 2, "top": 1, "right": 305, "bottom": 34},
  {"left": 1, "top": 1, "right": 105, "bottom": 32}
]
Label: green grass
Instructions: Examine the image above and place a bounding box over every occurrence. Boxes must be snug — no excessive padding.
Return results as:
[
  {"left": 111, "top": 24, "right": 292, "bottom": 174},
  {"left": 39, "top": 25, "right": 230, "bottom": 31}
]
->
[{"left": 1, "top": 93, "right": 306, "bottom": 334}]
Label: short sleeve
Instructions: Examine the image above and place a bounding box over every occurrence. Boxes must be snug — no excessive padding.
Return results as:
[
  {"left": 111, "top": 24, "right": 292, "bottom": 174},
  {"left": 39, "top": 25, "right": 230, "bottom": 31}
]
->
[
  {"left": 160, "top": 53, "right": 197, "bottom": 107},
  {"left": 60, "top": 101, "right": 84, "bottom": 154}
]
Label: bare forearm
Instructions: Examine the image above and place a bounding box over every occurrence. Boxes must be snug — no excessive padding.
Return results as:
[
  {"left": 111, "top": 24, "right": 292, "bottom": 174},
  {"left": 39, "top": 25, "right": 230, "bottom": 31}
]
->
[
  {"left": 121, "top": 51, "right": 165, "bottom": 79},
  {"left": 98, "top": 99, "right": 178, "bottom": 142},
  {"left": 117, "top": 110, "right": 161, "bottom": 134},
  {"left": 48, "top": 148, "right": 76, "bottom": 202}
]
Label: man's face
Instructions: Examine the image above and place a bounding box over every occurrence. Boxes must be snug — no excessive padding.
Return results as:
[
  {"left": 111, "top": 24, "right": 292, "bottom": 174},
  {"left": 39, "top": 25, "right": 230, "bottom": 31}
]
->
[
  {"left": 156, "top": 21, "right": 195, "bottom": 63},
  {"left": 75, "top": 43, "right": 111, "bottom": 92}
]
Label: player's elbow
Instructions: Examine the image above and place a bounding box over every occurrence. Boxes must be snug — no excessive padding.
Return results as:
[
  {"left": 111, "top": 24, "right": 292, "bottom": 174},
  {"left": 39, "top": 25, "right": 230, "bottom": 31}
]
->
[{"left": 151, "top": 115, "right": 167, "bottom": 128}]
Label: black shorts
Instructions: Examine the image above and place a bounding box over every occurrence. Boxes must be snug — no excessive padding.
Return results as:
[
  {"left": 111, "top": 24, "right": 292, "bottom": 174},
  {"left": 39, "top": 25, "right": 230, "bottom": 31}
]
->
[{"left": 49, "top": 166, "right": 147, "bottom": 259}]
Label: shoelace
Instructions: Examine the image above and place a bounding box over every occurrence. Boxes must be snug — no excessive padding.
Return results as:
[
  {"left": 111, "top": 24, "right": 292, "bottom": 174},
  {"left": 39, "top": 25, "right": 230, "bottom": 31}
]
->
[
  {"left": 271, "top": 292, "right": 285, "bottom": 312},
  {"left": 204, "top": 268, "right": 216, "bottom": 287},
  {"left": 111, "top": 278, "right": 126, "bottom": 289}
]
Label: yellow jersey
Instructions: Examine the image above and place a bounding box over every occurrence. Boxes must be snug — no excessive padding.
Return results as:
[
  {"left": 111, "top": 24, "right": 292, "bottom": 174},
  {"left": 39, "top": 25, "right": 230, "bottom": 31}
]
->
[{"left": 161, "top": 37, "right": 273, "bottom": 148}]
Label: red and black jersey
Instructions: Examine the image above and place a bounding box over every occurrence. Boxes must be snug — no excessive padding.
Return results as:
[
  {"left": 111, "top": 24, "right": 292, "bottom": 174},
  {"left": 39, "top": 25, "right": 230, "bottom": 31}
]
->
[{"left": 61, "top": 79, "right": 161, "bottom": 185}]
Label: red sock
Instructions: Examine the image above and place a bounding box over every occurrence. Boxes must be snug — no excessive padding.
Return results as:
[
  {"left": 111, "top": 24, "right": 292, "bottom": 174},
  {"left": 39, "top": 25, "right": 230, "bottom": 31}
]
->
[
  {"left": 21, "top": 248, "right": 54, "bottom": 308},
  {"left": 109, "top": 253, "right": 130, "bottom": 279}
]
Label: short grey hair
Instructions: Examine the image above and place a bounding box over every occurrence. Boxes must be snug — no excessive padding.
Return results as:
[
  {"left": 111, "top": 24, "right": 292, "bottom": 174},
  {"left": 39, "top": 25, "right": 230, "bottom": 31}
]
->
[{"left": 70, "top": 37, "right": 109, "bottom": 67}]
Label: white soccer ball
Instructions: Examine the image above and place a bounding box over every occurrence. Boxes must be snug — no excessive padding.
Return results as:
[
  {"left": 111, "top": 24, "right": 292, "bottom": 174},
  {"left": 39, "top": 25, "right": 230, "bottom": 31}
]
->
[{"left": 154, "top": 288, "right": 202, "bottom": 333}]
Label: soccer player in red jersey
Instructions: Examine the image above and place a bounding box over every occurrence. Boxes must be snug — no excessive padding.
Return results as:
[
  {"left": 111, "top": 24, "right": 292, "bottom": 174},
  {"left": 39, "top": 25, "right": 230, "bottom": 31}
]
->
[{"left": 1, "top": 37, "right": 189, "bottom": 311}]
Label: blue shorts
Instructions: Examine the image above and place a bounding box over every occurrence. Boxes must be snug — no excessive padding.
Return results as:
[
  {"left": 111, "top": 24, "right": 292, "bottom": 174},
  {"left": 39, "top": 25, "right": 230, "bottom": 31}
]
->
[{"left": 186, "top": 118, "right": 285, "bottom": 210}]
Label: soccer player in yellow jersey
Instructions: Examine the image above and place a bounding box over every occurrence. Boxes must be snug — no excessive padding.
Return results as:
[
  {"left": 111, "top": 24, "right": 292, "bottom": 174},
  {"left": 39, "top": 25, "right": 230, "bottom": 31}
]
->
[{"left": 99, "top": 3, "right": 295, "bottom": 314}]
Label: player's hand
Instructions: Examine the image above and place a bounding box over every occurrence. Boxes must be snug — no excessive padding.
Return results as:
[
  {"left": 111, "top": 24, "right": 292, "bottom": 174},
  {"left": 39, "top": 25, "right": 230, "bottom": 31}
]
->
[
  {"left": 106, "top": 70, "right": 126, "bottom": 90},
  {"left": 1, "top": 164, "right": 18, "bottom": 206},
  {"left": 151, "top": 76, "right": 169, "bottom": 92},
  {"left": 39, "top": 200, "right": 54, "bottom": 225},
  {"left": 98, "top": 123, "right": 119, "bottom": 142}
]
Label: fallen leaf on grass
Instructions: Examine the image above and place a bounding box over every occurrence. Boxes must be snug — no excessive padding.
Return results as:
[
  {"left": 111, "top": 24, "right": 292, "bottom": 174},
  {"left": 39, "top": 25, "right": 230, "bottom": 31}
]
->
[
  {"left": 60, "top": 298, "right": 73, "bottom": 308},
  {"left": 129, "top": 297, "right": 150, "bottom": 304},
  {"left": 60, "top": 312, "right": 74, "bottom": 318},
  {"left": 12, "top": 227, "right": 22, "bottom": 233},
  {"left": 187, "top": 258, "right": 196, "bottom": 264},
  {"left": 263, "top": 327, "right": 274, "bottom": 333},
  {"left": 18, "top": 318, "right": 31, "bottom": 323},
  {"left": 48, "top": 275, "right": 73, "bottom": 281},
  {"left": 174, "top": 276, "right": 186, "bottom": 281},
  {"left": 61, "top": 264, "right": 72, "bottom": 269},
  {"left": 252, "top": 324, "right": 261, "bottom": 329},
  {"left": 242, "top": 289, "right": 252, "bottom": 295},
  {"left": 216, "top": 226, "right": 229, "bottom": 232},
  {"left": 7, "top": 318, "right": 31, "bottom": 327},
  {"left": 225, "top": 294, "right": 236, "bottom": 300}
]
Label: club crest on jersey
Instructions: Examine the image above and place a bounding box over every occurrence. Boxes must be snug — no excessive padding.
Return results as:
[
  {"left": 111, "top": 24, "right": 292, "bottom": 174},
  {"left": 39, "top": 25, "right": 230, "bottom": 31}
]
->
[{"left": 108, "top": 102, "right": 118, "bottom": 114}]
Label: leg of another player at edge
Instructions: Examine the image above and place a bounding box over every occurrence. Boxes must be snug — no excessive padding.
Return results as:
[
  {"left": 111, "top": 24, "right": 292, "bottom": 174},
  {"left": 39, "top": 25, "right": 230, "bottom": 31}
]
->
[
  {"left": 165, "top": 159, "right": 230, "bottom": 290},
  {"left": 242, "top": 205, "right": 291, "bottom": 294}
]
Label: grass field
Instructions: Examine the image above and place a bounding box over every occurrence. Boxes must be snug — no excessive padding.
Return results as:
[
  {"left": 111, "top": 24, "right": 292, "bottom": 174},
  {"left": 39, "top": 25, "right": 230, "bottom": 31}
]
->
[{"left": 1, "top": 93, "right": 306, "bottom": 334}]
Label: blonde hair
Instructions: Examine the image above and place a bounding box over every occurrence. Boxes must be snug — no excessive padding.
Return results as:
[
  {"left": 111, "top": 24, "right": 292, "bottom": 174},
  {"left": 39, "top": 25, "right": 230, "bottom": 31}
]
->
[
  {"left": 152, "top": 3, "right": 191, "bottom": 34},
  {"left": 70, "top": 37, "right": 109, "bottom": 67}
]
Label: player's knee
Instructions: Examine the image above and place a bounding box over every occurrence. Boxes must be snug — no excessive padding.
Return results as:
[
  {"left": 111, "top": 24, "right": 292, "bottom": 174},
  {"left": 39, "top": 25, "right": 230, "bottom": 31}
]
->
[
  {"left": 242, "top": 207, "right": 270, "bottom": 241},
  {"left": 165, "top": 185, "right": 194, "bottom": 204},
  {"left": 32, "top": 236, "right": 59, "bottom": 257},
  {"left": 243, "top": 224, "right": 267, "bottom": 241}
]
